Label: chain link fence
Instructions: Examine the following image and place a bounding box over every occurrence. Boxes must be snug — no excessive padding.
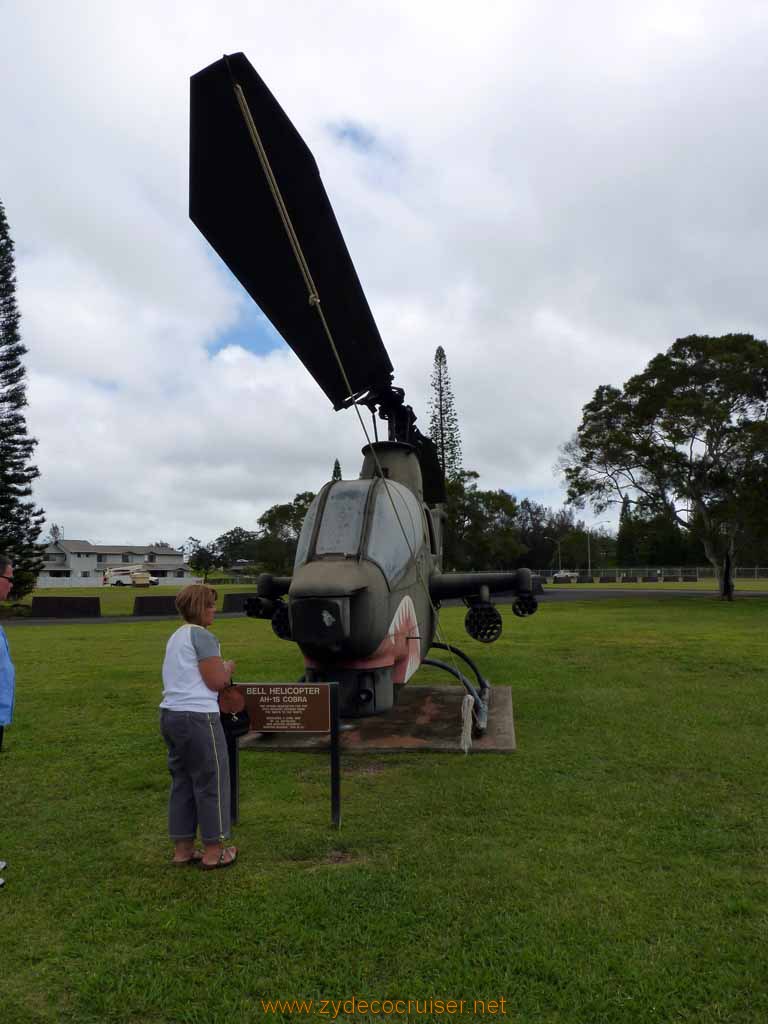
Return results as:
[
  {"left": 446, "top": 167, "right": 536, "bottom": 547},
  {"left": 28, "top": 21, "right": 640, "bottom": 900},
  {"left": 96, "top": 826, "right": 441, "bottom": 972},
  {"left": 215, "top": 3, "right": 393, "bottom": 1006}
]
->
[{"left": 537, "top": 566, "right": 768, "bottom": 582}]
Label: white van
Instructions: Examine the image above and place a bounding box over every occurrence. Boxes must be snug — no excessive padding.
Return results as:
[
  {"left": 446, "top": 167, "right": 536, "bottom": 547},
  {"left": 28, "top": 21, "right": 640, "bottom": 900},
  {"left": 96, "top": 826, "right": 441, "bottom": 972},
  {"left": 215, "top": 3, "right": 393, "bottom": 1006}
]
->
[{"left": 103, "top": 568, "right": 158, "bottom": 587}]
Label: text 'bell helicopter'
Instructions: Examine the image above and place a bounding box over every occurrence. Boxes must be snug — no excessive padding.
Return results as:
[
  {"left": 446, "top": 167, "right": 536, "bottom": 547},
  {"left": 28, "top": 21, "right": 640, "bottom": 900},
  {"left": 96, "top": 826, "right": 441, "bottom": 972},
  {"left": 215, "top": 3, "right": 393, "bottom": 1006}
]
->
[{"left": 189, "top": 53, "right": 539, "bottom": 735}]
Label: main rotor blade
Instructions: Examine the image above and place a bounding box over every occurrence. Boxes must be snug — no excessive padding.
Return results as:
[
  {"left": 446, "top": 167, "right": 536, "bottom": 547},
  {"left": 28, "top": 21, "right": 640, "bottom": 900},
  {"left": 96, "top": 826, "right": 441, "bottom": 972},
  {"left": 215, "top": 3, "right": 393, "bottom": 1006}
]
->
[{"left": 190, "top": 53, "right": 394, "bottom": 409}]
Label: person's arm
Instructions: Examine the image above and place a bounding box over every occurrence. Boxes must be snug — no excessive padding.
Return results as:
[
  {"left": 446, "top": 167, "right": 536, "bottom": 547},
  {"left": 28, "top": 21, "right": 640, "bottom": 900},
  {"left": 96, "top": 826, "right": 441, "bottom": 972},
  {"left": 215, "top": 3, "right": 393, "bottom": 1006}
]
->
[
  {"left": 198, "top": 656, "right": 235, "bottom": 692},
  {"left": 190, "top": 627, "right": 235, "bottom": 692}
]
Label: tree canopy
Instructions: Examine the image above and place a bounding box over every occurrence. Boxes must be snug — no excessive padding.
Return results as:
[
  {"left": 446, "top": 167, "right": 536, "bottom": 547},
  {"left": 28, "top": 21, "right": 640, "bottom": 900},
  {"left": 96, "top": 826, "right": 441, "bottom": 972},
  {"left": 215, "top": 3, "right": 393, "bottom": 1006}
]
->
[
  {"left": 442, "top": 471, "right": 525, "bottom": 571},
  {"left": 560, "top": 334, "right": 768, "bottom": 596},
  {"left": 213, "top": 526, "right": 260, "bottom": 566},
  {"left": 201, "top": 492, "right": 318, "bottom": 576},
  {"left": 184, "top": 537, "right": 218, "bottom": 581}
]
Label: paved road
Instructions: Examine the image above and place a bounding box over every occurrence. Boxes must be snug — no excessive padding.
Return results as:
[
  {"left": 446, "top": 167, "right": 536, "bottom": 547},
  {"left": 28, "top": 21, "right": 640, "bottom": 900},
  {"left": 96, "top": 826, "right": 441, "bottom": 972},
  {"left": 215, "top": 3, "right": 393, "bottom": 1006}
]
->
[
  {"left": 1, "top": 611, "right": 247, "bottom": 628},
  {"left": 449, "top": 587, "right": 766, "bottom": 605}
]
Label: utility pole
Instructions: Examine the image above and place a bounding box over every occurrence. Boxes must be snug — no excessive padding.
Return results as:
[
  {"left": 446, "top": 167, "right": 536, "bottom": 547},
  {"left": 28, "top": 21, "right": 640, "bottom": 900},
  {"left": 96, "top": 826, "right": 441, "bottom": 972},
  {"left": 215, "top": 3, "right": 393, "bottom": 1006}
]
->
[
  {"left": 587, "top": 521, "right": 610, "bottom": 577},
  {"left": 545, "top": 536, "right": 562, "bottom": 572}
]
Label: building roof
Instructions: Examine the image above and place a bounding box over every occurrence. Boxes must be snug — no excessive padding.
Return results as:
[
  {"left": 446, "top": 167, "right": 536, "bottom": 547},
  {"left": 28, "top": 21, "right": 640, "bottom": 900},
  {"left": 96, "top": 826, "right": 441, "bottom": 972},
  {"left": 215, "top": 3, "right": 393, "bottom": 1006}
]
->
[{"left": 46, "top": 540, "right": 182, "bottom": 555}]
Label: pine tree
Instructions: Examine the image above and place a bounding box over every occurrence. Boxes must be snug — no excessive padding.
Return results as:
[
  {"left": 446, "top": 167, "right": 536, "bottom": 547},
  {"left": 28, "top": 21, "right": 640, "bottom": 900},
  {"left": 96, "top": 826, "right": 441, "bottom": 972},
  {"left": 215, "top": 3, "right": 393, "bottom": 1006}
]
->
[
  {"left": 331, "top": 458, "right": 342, "bottom": 481},
  {"left": 615, "top": 494, "right": 636, "bottom": 567},
  {"left": 0, "top": 199, "right": 45, "bottom": 599},
  {"left": 427, "top": 346, "right": 463, "bottom": 481}
]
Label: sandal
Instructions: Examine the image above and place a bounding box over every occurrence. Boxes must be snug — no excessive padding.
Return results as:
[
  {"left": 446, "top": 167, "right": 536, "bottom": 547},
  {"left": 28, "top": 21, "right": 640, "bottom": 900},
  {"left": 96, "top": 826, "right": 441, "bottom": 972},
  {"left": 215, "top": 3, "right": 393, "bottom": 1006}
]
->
[
  {"left": 172, "top": 850, "right": 204, "bottom": 867},
  {"left": 201, "top": 845, "right": 238, "bottom": 871}
]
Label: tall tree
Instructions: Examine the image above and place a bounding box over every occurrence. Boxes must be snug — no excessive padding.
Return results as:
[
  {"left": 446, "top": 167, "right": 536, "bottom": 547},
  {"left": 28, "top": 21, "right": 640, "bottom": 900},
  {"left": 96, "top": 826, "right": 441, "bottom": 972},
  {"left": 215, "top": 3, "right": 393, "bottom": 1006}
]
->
[
  {"left": 0, "top": 199, "right": 44, "bottom": 599},
  {"left": 331, "top": 458, "right": 342, "bottom": 481},
  {"left": 615, "top": 495, "right": 638, "bottom": 567},
  {"left": 616, "top": 495, "right": 690, "bottom": 568},
  {"left": 560, "top": 334, "right": 768, "bottom": 598},
  {"left": 514, "top": 498, "right": 551, "bottom": 568},
  {"left": 427, "top": 345, "right": 463, "bottom": 481}
]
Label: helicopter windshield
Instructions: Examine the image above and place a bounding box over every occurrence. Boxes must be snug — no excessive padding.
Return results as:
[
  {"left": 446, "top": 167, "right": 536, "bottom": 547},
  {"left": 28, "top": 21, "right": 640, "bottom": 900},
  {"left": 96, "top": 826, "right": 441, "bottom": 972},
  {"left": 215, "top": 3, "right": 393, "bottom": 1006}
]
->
[
  {"left": 365, "top": 480, "right": 423, "bottom": 583},
  {"left": 313, "top": 480, "right": 372, "bottom": 557},
  {"left": 293, "top": 478, "right": 424, "bottom": 582},
  {"left": 294, "top": 492, "right": 323, "bottom": 568}
]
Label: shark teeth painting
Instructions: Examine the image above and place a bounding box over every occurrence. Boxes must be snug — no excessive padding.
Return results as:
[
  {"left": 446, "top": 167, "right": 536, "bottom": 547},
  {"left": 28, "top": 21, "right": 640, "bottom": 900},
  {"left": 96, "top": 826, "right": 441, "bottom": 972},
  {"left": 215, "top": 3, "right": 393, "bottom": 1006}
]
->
[{"left": 387, "top": 595, "right": 421, "bottom": 684}]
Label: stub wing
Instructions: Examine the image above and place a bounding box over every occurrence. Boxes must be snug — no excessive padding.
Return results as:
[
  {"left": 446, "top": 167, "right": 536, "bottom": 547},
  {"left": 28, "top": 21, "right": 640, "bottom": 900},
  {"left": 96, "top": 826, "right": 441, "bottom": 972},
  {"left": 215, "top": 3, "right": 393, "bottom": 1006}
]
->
[{"left": 429, "top": 569, "right": 540, "bottom": 602}]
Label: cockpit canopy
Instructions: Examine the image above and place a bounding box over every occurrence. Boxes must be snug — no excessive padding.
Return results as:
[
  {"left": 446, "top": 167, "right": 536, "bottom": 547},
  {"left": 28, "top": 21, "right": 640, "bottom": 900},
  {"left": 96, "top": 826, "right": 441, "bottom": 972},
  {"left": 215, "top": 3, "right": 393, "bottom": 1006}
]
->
[{"left": 294, "top": 478, "right": 426, "bottom": 585}]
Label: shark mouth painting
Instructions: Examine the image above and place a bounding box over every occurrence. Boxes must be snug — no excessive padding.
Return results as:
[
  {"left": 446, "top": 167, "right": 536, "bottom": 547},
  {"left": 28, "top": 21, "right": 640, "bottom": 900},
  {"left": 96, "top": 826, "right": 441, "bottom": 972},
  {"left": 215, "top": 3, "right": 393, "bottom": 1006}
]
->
[{"left": 388, "top": 595, "right": 421, "bottom": 684}]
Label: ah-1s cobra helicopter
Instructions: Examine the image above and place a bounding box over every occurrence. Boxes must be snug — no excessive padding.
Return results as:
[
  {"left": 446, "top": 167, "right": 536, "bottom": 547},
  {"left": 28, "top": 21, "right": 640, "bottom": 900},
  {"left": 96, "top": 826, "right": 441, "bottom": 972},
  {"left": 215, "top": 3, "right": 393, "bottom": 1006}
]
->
[{"left": 189, "top": 53, "right": 539, "bottom": 732}]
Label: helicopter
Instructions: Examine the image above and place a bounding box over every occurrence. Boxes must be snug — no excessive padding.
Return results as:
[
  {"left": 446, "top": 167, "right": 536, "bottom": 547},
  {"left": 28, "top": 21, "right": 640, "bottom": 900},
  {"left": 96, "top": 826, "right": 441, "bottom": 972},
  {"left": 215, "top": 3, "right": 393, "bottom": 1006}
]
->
[{"left": 189, "top": 53, "right": 539, "bottom": 732}]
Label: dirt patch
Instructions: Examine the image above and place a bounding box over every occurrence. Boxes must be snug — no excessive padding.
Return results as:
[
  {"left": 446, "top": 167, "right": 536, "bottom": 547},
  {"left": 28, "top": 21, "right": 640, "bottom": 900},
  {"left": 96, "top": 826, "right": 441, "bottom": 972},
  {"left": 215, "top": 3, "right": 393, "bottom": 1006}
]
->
[
  {"left": 284, "top": 847, "right": 365, "bottom": 868},
  {"left": 324, "top": 849, "right": 356, "bottom": 865}
]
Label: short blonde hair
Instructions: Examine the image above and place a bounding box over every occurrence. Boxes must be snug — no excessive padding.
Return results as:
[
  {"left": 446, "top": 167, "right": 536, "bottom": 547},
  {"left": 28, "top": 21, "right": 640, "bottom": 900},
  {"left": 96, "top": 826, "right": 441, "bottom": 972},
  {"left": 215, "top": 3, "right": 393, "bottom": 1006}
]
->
[{"left": 175, "top": 584, "right": 218, "bottom": 625}]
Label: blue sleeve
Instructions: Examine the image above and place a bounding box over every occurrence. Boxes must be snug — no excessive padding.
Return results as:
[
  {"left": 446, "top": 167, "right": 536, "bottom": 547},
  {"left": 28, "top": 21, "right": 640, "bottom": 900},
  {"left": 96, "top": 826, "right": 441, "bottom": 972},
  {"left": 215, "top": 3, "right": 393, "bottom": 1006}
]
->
[{"left": 0, "top": 627, "right": 16, "bottom": 726}]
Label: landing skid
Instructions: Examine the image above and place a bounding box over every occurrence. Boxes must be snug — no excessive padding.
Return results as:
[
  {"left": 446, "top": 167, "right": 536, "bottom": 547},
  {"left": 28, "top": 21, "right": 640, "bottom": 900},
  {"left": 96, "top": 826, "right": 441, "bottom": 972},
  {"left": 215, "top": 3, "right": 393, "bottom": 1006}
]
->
[{"left": 424, "top": 642, "right": 491, "bottom": 734}]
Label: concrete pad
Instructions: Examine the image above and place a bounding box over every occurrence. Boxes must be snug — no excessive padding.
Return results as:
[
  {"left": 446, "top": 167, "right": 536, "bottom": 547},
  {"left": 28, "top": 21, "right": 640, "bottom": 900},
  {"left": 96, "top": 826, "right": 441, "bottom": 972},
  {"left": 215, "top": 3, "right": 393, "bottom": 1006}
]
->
[{"left": 239, "top": 685, "right": 516, "bottom": 754}]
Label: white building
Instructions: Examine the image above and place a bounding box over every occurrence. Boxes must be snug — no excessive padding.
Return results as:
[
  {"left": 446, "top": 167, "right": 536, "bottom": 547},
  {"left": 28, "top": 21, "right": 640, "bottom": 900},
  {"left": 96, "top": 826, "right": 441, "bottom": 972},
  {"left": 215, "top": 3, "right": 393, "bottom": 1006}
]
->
[{"left": 38, "top": 540, "right": 197, "bottom": 588}]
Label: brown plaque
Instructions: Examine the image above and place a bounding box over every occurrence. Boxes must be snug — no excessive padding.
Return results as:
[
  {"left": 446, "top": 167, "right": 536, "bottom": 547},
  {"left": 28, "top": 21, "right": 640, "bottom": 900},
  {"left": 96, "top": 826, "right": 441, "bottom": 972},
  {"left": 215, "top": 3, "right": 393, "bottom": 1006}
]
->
[{"left": 236, "top": 683, "right": 331, "bottom": 733}]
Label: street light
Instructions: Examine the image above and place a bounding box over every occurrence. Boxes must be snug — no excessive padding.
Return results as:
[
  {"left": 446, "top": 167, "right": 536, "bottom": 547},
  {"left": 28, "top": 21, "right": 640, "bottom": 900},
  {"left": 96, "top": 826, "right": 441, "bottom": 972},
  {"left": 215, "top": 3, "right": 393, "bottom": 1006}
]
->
[
  {"left": 587, "top": 521, "right": 610, "bottom": 577},
  {"left": 544, "top": 536, "right": 562, "bottom": 572}
]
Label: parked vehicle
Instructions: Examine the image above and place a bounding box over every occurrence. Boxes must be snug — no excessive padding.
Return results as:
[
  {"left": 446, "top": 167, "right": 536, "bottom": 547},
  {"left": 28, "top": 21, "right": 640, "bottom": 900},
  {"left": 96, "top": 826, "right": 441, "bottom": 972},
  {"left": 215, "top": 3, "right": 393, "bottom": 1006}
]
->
[
  {"left": 552, "top": 570, "right": 579, "bottom": 582},
  {"left": 103, "top": 568, "right": 159, "bottom": 587}
]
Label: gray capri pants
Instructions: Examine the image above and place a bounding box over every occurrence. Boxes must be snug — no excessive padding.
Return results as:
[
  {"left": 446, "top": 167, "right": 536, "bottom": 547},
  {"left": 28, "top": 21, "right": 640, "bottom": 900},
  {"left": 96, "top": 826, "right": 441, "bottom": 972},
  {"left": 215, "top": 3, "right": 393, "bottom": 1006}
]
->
[{"left": 160, "top": 709, "right": 231, "bottom": 843}]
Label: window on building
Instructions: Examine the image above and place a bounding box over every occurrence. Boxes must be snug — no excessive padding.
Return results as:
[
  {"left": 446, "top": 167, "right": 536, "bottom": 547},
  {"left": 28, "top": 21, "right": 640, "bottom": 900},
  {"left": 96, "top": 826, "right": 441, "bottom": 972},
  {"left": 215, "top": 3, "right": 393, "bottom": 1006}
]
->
[
  {"left": 97, "top": 555, "right": 106, "bottom": 563},
  {"left": 81, "top": 572, "right": 90, "bottom": 578},
  {"left": 122, "top": 554, "right": 130, "bottom": 563}
]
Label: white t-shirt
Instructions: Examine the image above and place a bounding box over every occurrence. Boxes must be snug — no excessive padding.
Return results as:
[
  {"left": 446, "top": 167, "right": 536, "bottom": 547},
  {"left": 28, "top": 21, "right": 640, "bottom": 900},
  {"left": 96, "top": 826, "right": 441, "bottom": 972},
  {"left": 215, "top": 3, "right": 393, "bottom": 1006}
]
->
[{"left": 160, "top": 624, "right": 221, "bottom": 713}]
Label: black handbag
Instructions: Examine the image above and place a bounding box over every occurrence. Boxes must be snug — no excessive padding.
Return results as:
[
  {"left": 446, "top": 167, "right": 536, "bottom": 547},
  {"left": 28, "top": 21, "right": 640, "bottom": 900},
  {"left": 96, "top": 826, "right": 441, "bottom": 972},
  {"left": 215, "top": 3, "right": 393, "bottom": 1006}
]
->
[{"left": 219, "top": 682, "right": 251, "bottom": 738}]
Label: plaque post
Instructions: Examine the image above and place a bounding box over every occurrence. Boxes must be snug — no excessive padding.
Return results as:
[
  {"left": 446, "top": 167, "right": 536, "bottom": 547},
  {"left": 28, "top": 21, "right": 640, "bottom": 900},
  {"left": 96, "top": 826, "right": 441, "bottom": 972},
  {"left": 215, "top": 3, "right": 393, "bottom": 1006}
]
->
[{"left": 329, "top": 682, "right": 341, "bottom": 829}]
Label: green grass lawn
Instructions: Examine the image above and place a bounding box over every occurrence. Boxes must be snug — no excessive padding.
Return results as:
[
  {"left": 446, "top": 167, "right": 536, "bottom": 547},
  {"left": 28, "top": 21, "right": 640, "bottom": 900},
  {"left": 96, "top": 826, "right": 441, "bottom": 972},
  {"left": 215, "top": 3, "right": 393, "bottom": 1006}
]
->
[
  {"left": 547, "top": 578, "right": 768, "bottom": 591},
  {"left": 1, "top": 598, "right": 767, "bottom": 1023}
]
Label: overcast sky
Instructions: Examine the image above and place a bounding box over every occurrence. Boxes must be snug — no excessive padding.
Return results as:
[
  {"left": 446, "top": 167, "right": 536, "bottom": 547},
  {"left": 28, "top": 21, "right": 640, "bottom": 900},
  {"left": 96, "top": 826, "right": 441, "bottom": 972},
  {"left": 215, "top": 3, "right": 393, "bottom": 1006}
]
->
[{"left": 1, "top": 1, "right": 766, "bottom": 547}]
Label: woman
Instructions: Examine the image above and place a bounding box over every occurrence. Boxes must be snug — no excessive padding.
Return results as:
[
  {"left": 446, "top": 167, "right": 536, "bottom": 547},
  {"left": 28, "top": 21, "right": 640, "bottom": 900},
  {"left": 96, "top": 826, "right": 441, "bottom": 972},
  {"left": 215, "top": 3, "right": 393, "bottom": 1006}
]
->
[{"left": 160, "top": 584, "right": 238, "bottom": 869}]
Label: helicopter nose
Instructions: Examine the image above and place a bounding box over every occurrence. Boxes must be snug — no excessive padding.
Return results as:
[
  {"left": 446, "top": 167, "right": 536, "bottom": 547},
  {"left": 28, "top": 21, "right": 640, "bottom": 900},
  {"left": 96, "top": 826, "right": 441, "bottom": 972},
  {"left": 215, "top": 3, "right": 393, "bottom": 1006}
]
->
[
  {"left": 289, "top": 563, "right": 365, "bottom": 650},
  {"left": 288, "top": 560, "right": 387, "bottom": 656},
  {"left": 291, "top": 595, "right": 351, "bottom": 646}
]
